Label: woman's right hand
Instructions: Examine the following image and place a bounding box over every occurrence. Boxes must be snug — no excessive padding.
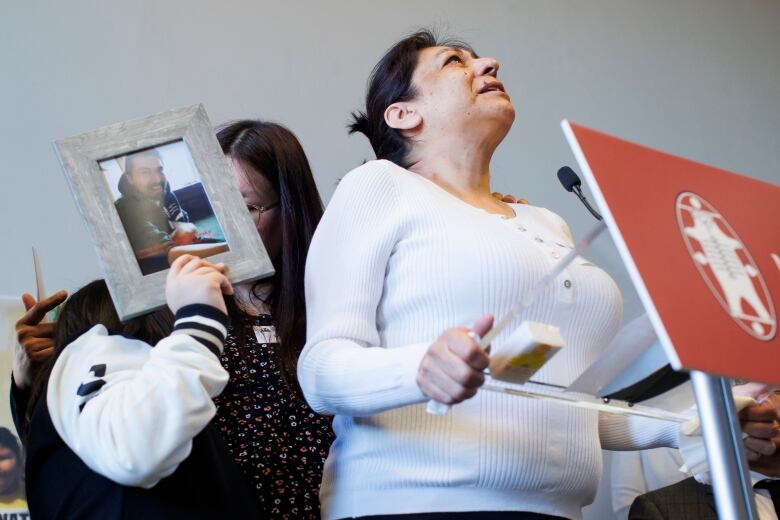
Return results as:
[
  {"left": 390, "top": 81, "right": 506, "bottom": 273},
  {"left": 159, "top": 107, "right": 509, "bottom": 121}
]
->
[
  {"left": 165, "top": 255, "right": 234, "bottom": 315},
  {"left": 416, "top": 315, "right": 493, "bottom": 405}
]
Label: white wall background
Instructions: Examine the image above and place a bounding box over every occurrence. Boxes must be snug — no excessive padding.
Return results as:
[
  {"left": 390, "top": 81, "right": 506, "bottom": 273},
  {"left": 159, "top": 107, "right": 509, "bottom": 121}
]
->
[{"left": 1, "top": 1, "right": 778, "bottom": 517}]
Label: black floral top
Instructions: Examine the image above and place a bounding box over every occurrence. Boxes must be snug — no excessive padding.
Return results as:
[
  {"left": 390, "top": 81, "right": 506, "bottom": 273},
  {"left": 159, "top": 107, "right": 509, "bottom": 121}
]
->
[{"left": 213, "top": 311, "right": 335, "bottom": 519}]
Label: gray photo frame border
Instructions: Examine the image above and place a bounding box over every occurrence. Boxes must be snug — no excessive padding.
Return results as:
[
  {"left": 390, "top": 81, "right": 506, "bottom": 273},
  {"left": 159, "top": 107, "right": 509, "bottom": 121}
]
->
[{"left": 54, "top": 104, "right": 274, "bottom": 320}]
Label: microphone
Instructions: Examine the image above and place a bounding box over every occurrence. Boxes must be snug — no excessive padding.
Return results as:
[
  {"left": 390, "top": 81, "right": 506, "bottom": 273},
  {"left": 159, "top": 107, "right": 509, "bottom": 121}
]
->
[{"left": 557, "top": 166, "right": 602, "bottom": 221}]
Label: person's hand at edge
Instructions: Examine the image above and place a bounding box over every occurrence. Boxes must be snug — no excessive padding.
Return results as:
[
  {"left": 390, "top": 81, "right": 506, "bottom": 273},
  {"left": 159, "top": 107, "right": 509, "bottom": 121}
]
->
[{"left": 14, "top": 290, "right": 67, "bottom": 388}]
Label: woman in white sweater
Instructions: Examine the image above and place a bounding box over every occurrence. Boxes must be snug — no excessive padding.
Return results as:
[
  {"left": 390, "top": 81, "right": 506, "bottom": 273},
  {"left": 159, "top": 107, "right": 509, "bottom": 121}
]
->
[{"left": 298, "top": 30, "right": 679, "bottom": 520}]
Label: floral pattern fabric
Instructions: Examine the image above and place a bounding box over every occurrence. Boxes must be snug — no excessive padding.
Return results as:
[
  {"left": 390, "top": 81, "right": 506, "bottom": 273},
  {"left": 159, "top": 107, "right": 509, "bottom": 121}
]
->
[{"left": 213, "top": 311, "right": 335, "bottom": 519}]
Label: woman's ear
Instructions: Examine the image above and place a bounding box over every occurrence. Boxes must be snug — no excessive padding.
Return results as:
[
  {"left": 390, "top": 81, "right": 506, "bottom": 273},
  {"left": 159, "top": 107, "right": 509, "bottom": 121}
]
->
[{"left": 384, "top": 102, "right": 422, "bottom": 133}]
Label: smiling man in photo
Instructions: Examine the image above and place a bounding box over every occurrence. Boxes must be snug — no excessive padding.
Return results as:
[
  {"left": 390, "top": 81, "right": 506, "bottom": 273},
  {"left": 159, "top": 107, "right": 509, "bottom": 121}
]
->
[{"left": 114, "top": 148, "right": 197, "bottom": 274}]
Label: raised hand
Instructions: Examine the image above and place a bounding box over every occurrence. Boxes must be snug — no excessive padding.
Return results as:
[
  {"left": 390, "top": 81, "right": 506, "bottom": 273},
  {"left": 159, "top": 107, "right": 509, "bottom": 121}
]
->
[
  {"left": 165, "top": 255, "right": 234, "bottom": 315},
  {"left": 13, "top": 290, "right": 68, "bottom": 388}
]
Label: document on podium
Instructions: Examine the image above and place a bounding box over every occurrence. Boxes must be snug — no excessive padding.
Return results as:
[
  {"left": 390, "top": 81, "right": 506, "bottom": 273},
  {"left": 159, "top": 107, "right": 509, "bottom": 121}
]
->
[
  {"left": 482, "top": 379, "right": 692, "bottom": 423},
  {"left": 566, "top": 313, "right": 658, "bottom": 396}
]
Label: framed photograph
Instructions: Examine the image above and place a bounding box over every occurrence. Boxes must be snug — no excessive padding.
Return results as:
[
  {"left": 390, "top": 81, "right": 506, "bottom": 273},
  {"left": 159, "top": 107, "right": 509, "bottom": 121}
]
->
[{"left": 55, "top": 104, "right": 274, "bottom": 320}]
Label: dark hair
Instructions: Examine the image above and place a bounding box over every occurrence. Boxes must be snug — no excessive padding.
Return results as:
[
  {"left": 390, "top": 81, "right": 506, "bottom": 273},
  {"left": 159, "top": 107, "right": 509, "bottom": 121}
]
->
[
  {"left": 124, "top": 147, "right": 162, "bottom": 174},
  {"left": 0, "top": 427, "right": 22, "bottom": 463},
  {"left": 24, "top": 280, "right": 174, "bottom": 441},
  {"left": 349, "top": 29, "right": 475, "bottom": 167},
  {"left": 217, "top": 120, "right": 324, "bottom": 390}
]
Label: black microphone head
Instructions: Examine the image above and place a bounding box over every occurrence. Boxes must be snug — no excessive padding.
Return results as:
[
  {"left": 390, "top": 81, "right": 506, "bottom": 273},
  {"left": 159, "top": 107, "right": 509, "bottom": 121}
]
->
[{"left": 557, "top": 166, "right": 581, "bottom": 192}]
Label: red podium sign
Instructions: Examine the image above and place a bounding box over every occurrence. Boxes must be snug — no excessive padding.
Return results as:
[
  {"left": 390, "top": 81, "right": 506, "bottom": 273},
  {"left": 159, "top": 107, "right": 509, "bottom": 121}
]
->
[{"left": 563, "top": 121, "right": 780, "bottom": 384}]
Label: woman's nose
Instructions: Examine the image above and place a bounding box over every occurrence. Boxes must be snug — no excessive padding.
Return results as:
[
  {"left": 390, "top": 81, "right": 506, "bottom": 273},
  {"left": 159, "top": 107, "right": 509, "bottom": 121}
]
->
[{"left": 474, "top": 57, "right": 500, "bottom": 77}]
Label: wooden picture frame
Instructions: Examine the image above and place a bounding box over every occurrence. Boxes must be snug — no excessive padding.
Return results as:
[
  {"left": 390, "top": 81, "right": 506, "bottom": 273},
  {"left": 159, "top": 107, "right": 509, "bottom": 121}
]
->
[{"left": 54, "top": 104, "right": 274, "bottom": 320}]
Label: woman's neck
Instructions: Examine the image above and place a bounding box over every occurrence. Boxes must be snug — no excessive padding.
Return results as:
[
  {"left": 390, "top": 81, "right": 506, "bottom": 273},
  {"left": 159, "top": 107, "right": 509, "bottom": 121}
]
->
[
  {"left": 234, "top": 281, "right": 274, "bottom": 316},
  {"left": 410, "top": 153, "right": 489, "bottom": 194},
  {"left": 407, "top": 139, "right": 511, "bottom": 215}
]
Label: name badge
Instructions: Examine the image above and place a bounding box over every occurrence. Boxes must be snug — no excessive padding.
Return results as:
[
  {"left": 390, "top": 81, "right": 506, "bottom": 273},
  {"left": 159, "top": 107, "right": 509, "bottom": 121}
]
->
[{"left": 253, "top": 325, "right": 279, "bottom": 344}]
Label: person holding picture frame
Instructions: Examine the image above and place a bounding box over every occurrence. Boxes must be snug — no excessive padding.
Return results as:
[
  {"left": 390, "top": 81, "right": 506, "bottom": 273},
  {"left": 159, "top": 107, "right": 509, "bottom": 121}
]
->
[
  {"left": 20, "top": 256, "right": 261, "bottom": 519},
  {"left": 13, "top": 119, "right": 336, "bottom": 519}
]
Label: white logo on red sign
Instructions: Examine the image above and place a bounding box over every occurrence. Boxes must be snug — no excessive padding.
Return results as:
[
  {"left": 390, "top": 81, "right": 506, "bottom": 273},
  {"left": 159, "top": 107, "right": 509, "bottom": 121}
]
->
[{"left": 676, "top": 192, "right": 776, "bottom": 341}]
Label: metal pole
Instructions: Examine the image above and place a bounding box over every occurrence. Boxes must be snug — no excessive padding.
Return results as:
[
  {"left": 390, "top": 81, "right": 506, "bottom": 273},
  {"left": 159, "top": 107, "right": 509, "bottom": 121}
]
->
[
  {"left": 690, "top": 371, "right": 758, "bottom": 520},
  {"left": 718, "top": 376, "right": 762, "bottom": 518}
]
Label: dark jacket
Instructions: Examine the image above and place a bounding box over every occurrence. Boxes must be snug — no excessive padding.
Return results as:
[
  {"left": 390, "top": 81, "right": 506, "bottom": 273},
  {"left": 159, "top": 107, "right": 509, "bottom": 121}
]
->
[
  {"left": 629, "top": 477, "right": 718, "bottom": 519},
  {"left": 25, "top": 402, "right": 258, "bottom": 519}
]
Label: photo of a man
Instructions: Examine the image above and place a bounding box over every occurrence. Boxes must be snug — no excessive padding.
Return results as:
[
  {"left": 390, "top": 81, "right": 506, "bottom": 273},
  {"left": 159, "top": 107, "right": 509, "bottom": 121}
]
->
[{"left": 102, "top": 141, "right": 229, "bottom": 275}]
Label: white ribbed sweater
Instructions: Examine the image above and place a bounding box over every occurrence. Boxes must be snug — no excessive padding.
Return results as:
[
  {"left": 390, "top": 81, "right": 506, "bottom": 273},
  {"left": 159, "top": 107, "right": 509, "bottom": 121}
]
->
[{"left": 299, "top": 160, "right": 678, "bottom": 520}]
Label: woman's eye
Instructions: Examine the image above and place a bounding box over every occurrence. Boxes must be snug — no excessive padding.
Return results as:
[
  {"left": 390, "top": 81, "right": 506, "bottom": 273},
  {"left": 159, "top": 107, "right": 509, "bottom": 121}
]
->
[{"left": 444, "top": 55, "right": 462, "bottom": 66}]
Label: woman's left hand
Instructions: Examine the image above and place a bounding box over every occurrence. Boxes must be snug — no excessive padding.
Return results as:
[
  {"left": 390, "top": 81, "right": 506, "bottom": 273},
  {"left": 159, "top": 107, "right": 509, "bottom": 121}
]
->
[{"left": 491, "top": 192, "right": 528, "bottom": 204}]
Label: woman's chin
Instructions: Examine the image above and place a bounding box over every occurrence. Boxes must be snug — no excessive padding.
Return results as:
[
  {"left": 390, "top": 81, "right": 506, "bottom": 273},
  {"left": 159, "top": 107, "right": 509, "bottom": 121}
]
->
[
  {"left": 486, "top": 106, "right": 516, "bottom": 136},
  {"left": 475, "top": 99, "right": 516, "bottom": 126}
]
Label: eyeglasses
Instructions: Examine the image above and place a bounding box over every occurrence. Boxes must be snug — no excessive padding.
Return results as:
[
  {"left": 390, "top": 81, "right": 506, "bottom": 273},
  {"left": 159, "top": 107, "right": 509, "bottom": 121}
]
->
[{"left": 246, "top": 202, "right": 280, "bottom": 218}]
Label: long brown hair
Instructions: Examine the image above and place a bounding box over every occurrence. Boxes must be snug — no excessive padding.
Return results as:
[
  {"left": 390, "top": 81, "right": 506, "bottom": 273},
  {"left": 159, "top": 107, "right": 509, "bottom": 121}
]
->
[
  {"left": 217, "top": 120, "right": 324, "bottom": 391},
  {"left": 23, "top": 280, "right": 173, "bottom": 441}
]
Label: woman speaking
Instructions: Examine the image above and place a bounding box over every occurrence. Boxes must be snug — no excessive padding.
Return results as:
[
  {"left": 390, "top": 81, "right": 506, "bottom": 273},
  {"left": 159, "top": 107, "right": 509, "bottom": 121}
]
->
[{"left": 298, "top": 30, "right": 678, "bottom": 520}]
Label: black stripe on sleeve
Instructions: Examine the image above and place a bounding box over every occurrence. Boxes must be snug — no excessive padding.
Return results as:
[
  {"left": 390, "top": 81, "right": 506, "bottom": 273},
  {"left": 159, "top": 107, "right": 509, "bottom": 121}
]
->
[
  {"left": 190, "top": 336, "right": 221, "bottom": 358},
  {"left": 77, "top": 379, "right": 106, "bottom": 397},
  {"left": 174, "top": 304, "right": 230, "bottom": 329},
  {"left": 174, "top": 320, "right": 226, "bottom": 344}
]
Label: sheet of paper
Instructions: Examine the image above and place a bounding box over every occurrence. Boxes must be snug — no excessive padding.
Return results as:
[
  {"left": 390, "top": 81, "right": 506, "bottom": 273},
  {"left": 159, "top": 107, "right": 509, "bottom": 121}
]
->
[
  {"left": 566, "top": 313, "right": 658, "bottom": 394},
  {"left": 484, "top": 379, "right": 692, "bottom": 423}
]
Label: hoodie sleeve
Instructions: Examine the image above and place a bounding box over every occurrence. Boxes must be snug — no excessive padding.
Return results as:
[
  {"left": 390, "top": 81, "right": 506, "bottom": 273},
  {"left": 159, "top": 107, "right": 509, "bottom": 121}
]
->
[{"left": 47, "top": 304, "right": 229, "bottom": 488}]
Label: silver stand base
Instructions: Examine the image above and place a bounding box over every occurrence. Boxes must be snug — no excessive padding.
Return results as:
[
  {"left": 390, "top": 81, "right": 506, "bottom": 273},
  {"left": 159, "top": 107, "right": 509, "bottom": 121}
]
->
[{"left": 690, "top": 371, "right": 759, "bottom": 520}]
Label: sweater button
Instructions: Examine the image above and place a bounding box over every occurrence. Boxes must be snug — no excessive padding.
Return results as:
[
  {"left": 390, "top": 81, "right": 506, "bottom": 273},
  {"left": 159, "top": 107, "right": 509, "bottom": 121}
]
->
[
  {"left": 563, "top": 279, "right": 572, "bottom": 289},
  {"left": 534, "top": 237, "right": 544, "bottom": 243},
  {"left": 551, "top": 251, "right": 561, "bottom": 259}
]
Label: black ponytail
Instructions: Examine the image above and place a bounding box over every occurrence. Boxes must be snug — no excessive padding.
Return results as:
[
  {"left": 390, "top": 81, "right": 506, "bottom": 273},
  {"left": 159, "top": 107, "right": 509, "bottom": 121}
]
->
[{"left": 349, "top": 28, "right": 474, "bottom": 168}]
